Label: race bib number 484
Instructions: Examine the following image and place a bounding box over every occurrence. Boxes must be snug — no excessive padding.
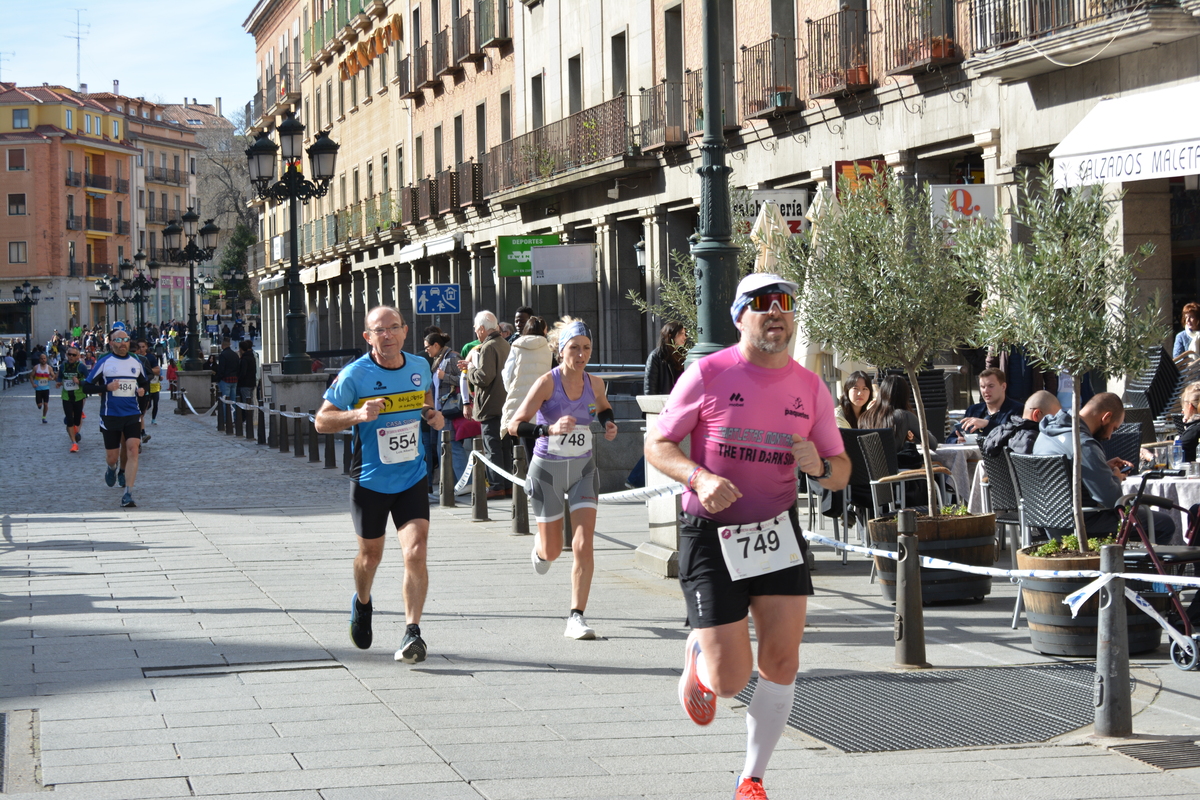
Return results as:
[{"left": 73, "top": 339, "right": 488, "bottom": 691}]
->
[
  {"left": 378, "top": 420, "right": 420, "bottom": 464},
  {"left": 112, "top": 379, "right": 138, "bottom": 398},
  {"left": 717, "top": 514, "right": 803, "bottom": 581}
]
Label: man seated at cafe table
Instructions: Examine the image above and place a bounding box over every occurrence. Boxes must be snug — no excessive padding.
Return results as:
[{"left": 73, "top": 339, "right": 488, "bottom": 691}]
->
[
  {"left": 1033, "top": 392, "right": 1175, "bottom": 544},
  {"left": 949, "top": 368, "right": 1023, "bottom": 443},
  {"left": 981, "top": 391, "right": 1061, "bottom": 458}
]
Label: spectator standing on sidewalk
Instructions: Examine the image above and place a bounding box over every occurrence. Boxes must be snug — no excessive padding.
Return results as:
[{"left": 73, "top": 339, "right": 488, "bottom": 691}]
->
[
  {"left": 466, "top": 311, "right": 511, "bottom": 498},
  {"left": 215, "top": 337, "right": 240, "bottom": 424},
  {"left": 315, "top": 306, "right": 445, "bottom": 664},
  {"left": 237, "top": 340, "right": 257, "bottom": 404}
]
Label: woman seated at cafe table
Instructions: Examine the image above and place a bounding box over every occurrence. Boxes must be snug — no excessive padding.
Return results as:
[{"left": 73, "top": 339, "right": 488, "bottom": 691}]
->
[
  {"left": 834, "top": 370, "right": 874, "bottom": 429},
  {"left": 1178, "top": 381, "right": 1200, "bottom": 462}
]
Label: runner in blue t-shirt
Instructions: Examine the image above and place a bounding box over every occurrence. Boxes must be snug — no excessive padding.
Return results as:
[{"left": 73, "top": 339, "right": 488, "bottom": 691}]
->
[
  {"left": 315, "top": 306, "right": 445, "bottom": 665},
  {"left": 85, "top": 328, "right": 149, "bottom": 508}
]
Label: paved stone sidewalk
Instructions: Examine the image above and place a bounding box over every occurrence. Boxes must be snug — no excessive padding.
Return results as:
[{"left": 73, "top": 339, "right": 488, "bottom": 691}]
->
[{"left": 3, "top": 381, "right": 1200, "bottom": 799}]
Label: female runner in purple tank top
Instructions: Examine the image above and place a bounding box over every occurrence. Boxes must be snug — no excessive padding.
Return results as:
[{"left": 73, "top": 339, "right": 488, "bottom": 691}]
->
[{"left": 508, "top": 318, "right": 619, "bottom": 640}]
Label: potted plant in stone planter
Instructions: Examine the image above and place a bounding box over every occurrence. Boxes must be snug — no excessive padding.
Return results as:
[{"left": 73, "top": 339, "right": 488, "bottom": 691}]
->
[
  {"left": 955, "top": 162, "right": 1165, "bottom": 651},
  {"left": 800, "top": 166, "right": 995, "bottom": 600}
]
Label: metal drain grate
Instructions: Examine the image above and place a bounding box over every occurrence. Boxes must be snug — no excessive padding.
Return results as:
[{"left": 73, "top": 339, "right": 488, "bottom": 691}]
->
[
  {"left": 735, "top": 663, "right": 1106, "bottom": 753},
  {"left": 1112, "top": 741, "right": 1200, "bottom": 770}
]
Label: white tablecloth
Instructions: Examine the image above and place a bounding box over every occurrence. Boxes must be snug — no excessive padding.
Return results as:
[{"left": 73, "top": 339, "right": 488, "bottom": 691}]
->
[
  {"left": 1121, "top": 474, "right": 1200, "bottom": 534},
  {"left": 927, "top": 444, "right": 981, "bottom": 506}
]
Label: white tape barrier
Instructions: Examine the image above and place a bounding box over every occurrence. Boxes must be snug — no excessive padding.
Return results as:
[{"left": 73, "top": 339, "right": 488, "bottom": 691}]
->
[
  {"left": 460, "top": 450, "right": 688, "bottom": 503},
  {"left": 217, "top": 396, "right": 315, "bottom": 422},
  {"left": 180, "top": 391, "right": 202, "bottom": 416}
]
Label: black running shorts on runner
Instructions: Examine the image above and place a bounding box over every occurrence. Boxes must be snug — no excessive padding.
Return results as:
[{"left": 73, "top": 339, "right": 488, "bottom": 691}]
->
[
  {"left": 62, "top": 397, "right": 84, "bottom": 427},
  {"left": 100, "top": 414, "right": 142, "bottom": 450},
  {"left": 350, "top": 480, "right": 430, "bottom": 540},
  {"left": 679, "top": 506, "right": 812, "bottom": 629},
  {"left": 138, "top": 393, "right": 152, "bottom": 414},
  {"left": 35, "top": 389, "right": 49, "bottom": 405}
]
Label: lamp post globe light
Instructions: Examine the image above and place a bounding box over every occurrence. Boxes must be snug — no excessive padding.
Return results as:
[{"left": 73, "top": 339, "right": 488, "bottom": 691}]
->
[
  {"left": 12, "top": 280, "right": 41, "bottom": 350},
  {"left": 686, "top": 0, "right": 740, "bottom": 365},
  {"left": 120, "top": 250, "right": 158, "bottom": 337},
  {"left": 94, "top": 275, "right": 126, "bottom": 329},
  {"left": 163, "top": 208, "right": 220, "bottom": 371},
  {"left": 247, "top": 112, "right": 338, "bottom": 375}
]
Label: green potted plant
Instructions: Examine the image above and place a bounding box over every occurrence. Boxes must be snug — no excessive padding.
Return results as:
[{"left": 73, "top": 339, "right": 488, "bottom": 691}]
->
[
  {"left": 798, "top": 167, "right": 996, "bottom": 600},
  {"left": 772, "top": 85, "right": 794, "bottom": 107},
  {"left": 955, "top": 162, "right": 1165, "bottom": 652}
]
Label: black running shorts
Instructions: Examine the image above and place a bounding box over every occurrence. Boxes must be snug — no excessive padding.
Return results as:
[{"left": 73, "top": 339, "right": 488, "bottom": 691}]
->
[
  {"left": 678, "top": 506, "right": 812, "bottom": 629},
  {"left": 100, "top": 415, "right": 142, "bottom": 451},
  {"left": 35, "top": 389, "right": 49, "bottom": 405},
  {"left": 62, "top": 397, "right": 84, "bottom": 427},
  {"left": 349, "top": 480, "right": 430, "bottom": 540}
]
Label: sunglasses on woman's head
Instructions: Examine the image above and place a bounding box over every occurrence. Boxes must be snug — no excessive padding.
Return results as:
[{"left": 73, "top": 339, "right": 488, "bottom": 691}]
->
[{"left": 745, "top": 292, "right": 794, "bottom": 314}]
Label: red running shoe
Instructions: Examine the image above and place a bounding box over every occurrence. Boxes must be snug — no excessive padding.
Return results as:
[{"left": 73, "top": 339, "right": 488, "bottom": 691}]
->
[
  {"left": 733, "top": 776, "right": 768, "bottom": 800},
  {"left": 70, "top": 443, "right": 79, "bottom": 453},
  {"left": 678, "top": 629, "right": 716, "bottom": 725}
]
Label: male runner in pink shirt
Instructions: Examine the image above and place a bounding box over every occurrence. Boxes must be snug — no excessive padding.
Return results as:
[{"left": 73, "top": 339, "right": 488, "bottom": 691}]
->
[{"left": 646, "top": 273, "right": 850, "bottom": 800}]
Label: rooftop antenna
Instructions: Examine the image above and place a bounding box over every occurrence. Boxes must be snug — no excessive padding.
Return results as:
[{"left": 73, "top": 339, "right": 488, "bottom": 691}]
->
[
  {"left": 63, "top": 9, "right": 89, "bottom": 91},
  {"left": 0, "top": 52, "right": 14, "bottom": 82}
]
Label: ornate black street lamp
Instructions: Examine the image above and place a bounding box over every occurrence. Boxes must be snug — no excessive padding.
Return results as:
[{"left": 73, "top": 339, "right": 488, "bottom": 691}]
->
[
  {"left": 163, "top": 208, "right": 220, "bottom": 371},
  {"left": 119, "top": 252, "right": 158, "bottom": 337},
  {"left": 94, "top": 275, "right": 125, "bottom": 329},
  {"left": 686, "top": 0, "right": 740, "bottom": 364},
  {"left": 12, "top": 280, "right": 41, "bottom": 350},
  {"left": 246, "top": 112, "right": 339, "bottom": 375}
]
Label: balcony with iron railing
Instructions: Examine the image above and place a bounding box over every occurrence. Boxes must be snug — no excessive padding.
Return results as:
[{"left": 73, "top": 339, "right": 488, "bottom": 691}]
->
[
  {"left": 147, "top": 247, "right": 171, "bottom": 263},
  {"left": 415, "top": 43, "right": 437, "bottom": 89},
  {"left": 807, "top": 8, "right": 873, "bottom": 99},
  {"left": 884, "top": 0, "right": 964, "bottom": 74},
  {"left": 66, "top": 215, "right": 82, "bottom": 231},
  {"left": 398, "top": 56, "right": 420, "bottom": 99},
  {"left": 116, "top": 220, "right": 130, "bottom": 235},
  {"left": 418, "top": 177, "right": 439, "bottom": 220},
  {"left": 265, "top": 72, "right": 277, "bottom": 108},
  {"left": 436, "top": 169, "right": 458, "bottom": 214},
  {"left": 639, "top": 81, "right": 686, "bottom": 151},
  {"left": 146, "top": 166, "right": 185, "bottom": 186},
  {"left": 433, "top": 27, "right": 459, "bottom": 77},
  {"left": 400, "top": 186, "right": 419, "bottom": 226},
  {"left": 252, "top": 90, "right": 264, "bottom": 125},
  {"left": 276, "top": 61, "right": 302, "bottom": 104},
  {"left": 476, "top": 0, "right": 512, "bottom": 48},
  {"left": 960, "top": 0, "right": 1192, "bottom": 79},
  {"left": 684, "top": 68, "right": 739, "bottom": 135},
  {"left": 458, "top": 159, "right": 485, "bottom": 208},
  {"left": 347, "top": 201, "right": 364, "bottom": 240},
  {"left": 86, "top": 215, "right": 112, "bottom": 233},
  {"left": 145, "top": 207, "right": 174, "bottom": 224},
  {"left": 488, "top": 95, "right": 648, "bottom": 201},
  {"left": 87, "top": 262, "right": 113, "bottom": 277},
  {"left": 65, "top": 169, "right": 82, "bottom": 187},
  {"left": 741, "top": 37, "right": 802, "bottom": 119},
  {"left": 115, "top": 178, "right": 129, "bottom": 194},
  {"left": 455, "top": 12, "right": 484, "bottom": 64},
  {"left": 84, "top": 172, "right": 112, "bottom": 191}
]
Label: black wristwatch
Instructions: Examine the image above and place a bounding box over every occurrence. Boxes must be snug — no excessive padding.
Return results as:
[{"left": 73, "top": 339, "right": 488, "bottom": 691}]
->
[{"left": 816, "top": 458, "right": 833, "bottom": 480}]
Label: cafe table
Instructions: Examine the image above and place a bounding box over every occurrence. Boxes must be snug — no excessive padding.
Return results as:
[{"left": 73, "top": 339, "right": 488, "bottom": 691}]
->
[
  {"left": 926, "top": 443, "right": 982, "bottom": 507},
  {"left": 1121, "top": 472, "right": 1200, "bottom": 537}
]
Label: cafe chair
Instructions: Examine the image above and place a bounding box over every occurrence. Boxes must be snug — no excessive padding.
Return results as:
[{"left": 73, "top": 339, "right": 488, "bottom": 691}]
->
[
  {"left": 980, "top": 450, "right": 1023, "bottom": 566},
  {"left": 1102, "top": 423, "right": 1142, "bottom": 467},
  {"left": 829, "top": 428, "right": 900, "bottom": 566}
]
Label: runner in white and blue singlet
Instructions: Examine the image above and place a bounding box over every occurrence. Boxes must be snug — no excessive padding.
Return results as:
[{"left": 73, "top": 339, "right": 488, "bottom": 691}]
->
[{"left": 85, "top": 327, "right": 149, "bottom": 508}]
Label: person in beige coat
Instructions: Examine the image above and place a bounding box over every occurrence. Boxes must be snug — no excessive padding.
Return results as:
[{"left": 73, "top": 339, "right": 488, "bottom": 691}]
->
[{"left": 501, "top": 316, "right": 553, "bottom": 453}]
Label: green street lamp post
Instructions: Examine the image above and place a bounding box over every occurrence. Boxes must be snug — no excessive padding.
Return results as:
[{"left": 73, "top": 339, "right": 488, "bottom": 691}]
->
[
  {"left": 94, "top": 275, "right": 126, "bottom": 330},
  {"left": 246, "top": 112, "right": 339, "bottom": 375},
  {"left": 686, "top": 0, "right": 740, "bottom": 364},
  {"left": 163, "top": 209, "right": 220, "bottom": 371},
  {"left": 12, "top": 280, "right": 41, "bottom": 350}
]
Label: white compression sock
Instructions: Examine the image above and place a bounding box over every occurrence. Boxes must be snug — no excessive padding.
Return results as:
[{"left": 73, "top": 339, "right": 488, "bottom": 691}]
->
[
  {"left": 741, "top": 677, "right": 795, "bottom": 780},
  {"left": 695, "top": 649, "right": 712, "bottom": 690}
]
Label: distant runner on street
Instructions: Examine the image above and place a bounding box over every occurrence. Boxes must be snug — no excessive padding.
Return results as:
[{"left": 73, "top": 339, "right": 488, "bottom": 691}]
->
[
  {"left": 32, "top": 354, "right": 53, "bottom": 423},
  {"left": 57, "top": 346, "right": 87, "bottom": 453},
  {"left": 315, "top": 306, "right": 445, "bottom": 664},
  {"left": 645, "top": 273, "right": 850, "bottom": 800}
]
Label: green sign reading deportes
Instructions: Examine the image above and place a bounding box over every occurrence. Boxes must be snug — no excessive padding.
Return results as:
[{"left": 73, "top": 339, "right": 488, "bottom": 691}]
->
[{"left": 497, "top": 234, "right": 560, "bottom": 277}]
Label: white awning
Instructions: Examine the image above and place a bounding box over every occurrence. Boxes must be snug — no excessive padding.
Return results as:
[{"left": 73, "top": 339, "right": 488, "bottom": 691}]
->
[
  {"left": 397, "top": 243, "right": 425, "bottom": 263},
  {"left": 315, "top": 259, "right": 346, "bottom": 281},
  {"left": 425, "top": 233, "right": 462, "bottom": 257},
  {"left": 1051, "top": 82, "right": 1200, "bottom": 188},
  {"left": 299, "top": 266, "right": 318, "bottom": 285},
  {"left": 258, "top": 273, "right": 286, "bottom": 292}
]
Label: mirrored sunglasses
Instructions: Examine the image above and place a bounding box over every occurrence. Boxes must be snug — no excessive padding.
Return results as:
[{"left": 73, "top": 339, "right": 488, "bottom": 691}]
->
[{"left": 746, "top": 292, "right": 794, "bottom": 314}]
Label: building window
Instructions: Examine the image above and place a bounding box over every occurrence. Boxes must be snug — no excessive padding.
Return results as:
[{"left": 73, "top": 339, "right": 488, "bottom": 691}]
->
[
  {"left": 453, "top": 114, "right": 463, "bottom": 167},
  {"left": 433, "top": 126, "right": 443, "bottom": 173},
  {"left": 68, "top": 240, "right": 76, "bottom": 266},
  {"left": 190, "top": 157, "right": 196, "bottom": 174},
  {"left": 611, "top": 33, "right": 628, "bottom": 97},
  {"left": 396, "top": 144, "right": 404, "bottom": 186},
  {"left": 351, "top": 74, "right": 358, "bottom": 107},
  {"left": 112, "top": 119, "right": 120, "bottom": 139},
  {"left": 567, "top": 55, "right": 582, "bottom": 115},
  {"left": 364, "top": 65, "right": 372, "bottom": 96},
  {"left": 137, "top": 152, "right": 143, "bottom": 167},
  {"left": 530, "top": 77, "right": 543, "bottom": 129},
  {"left": 138, "top": 189, "right": 145, "bottom": 208},
  {"left": 381, "top": 153, "right": 389, "bottom": 192},
  {"left": 8, "top": 193, "right": 26, "bottom": 215},
  {"left": 7, "top": 149, "right": 25, "bottom": 170},
  {"left": 500, "top": 91, "right": 512, "bottom": 141},
  {"left": 379, "top": 52, "right": 387, "bottom": 86},
  {"left": 85, "top": 114, "right": 92, "bottom": 134},
  {"left": 476, "top": 102, "right": 487, "bottom": 161},
  {"left": 65, "top": 109, "right": 74, "bottom": 130},
  {"left": 338, "top": 79, "right": 345, "bottom": 116},
  {"left": 366, "top": 161, "right": 374, "bottom": 197},
  {"left": 326, "top": 79, "right": 333, "bottom": 125},
  {"left": 9, "top": 241, "right": 28, "bottom": 263},
  {"left": 12, "top": 109, "right": 29, "bottom": 129},
  {"left": 315, "top": 87, "right": 323, "bottom": 128},
  {"left": 414, "top": 136, "right": 423, "bottom": 180}
]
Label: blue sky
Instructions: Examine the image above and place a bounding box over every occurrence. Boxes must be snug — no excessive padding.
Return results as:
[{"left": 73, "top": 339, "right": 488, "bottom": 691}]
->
[{"left": 1, "top": 1, "right": 256, "bottom": 120}]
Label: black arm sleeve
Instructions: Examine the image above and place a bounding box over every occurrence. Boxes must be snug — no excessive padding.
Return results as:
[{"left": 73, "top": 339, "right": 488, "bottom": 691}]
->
[
  {"left": 516, "top": 421, "right": 545, "bottom": 439},
  {"left": 597, "top": 409, "right": 615, "bottom": 427}
]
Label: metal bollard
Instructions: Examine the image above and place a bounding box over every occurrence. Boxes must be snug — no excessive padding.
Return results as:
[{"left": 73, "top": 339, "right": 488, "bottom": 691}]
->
[
  {"left": 227, "top": 398, "right": 236, "bottom": 435},
  {"left": 342, "top": 432, "right": 352, "bottom": 475},
  {"left": 244, "top": 402, "right": 255, "bottom": 441},
  {"left": 293, "top": 407, "right": 305, "bottom": 458},
  {"left": 511, "top": 445, "right": 529, "bottom": 534},
  {"left": 308, "top": 410, "right": 320, "bottom": 463},
  {"left": 894, "top": 509, "right": 930, "bottom": 669},
  {"left": 267, "top": 404, "right": 278, "bottom": 448},
  {"left": 1095, "top": 544, "right": 1132, "bottom": 737},
  {"left": 279, "top": 411, "right": 289, "bottom": 454},
  {"left": 324, "top": 431, "right": 337, "bottom": 469},
  {"left": 216, "top": 396, "right": 224, "bottom": 430},
  {"left": 175, "top": 388, "right": 186, "bottom": 415},
  {"left": 439, "top": 428, "right": 456, "bottom": 508},
  {"left": 257, "top": 404, "right": 266, "bottom": 445},
  {"left": 471, "top": 439, "right": 489, "bottom": 522},
  {"left": 234, "top": 401, "right": 244, "bottom": 437}
]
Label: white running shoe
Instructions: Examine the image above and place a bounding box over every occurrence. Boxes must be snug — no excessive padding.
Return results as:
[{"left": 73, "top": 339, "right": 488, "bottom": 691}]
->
[
  {"left": 531, "top": 544, "right": 551, "bottom": 575},
  {"left": 564, "top": 611, "right": 595, "bottom": 640}
]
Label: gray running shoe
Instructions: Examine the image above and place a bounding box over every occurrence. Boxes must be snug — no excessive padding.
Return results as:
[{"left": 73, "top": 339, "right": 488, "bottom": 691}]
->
[{"left": 395, "top": 626, "right": 427, "bottom": 664}]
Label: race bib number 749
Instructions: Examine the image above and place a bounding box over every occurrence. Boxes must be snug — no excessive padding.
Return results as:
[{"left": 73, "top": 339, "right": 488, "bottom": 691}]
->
[{"left": 718, "top": 514, "right": 803, "bottom": 581}]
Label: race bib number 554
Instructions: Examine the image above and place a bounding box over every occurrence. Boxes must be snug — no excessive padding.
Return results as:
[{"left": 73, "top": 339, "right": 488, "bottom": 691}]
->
[
  {"left": 717, "top": 514, "right": 803, "bottom": 581},
  {"left": 378, "top": 420, "right": 419, "bottom": 464}
]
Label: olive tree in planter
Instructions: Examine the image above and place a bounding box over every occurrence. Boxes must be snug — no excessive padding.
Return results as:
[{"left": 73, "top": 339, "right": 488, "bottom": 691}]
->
[
  {"left": 800, "top": 169, "right": 995, "bottom": 600},
  {"left": 955, "top": 163, "right": 1164, "bottom": 554}
]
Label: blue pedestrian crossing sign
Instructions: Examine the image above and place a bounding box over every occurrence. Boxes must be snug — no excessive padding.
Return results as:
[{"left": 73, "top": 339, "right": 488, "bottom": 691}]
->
[{"left": 415, "top": 283, "right": 461, "bottom": 315}]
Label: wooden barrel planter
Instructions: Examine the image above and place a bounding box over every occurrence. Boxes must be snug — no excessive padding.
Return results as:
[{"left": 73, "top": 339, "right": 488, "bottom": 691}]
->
[
  {"left": 867, "top": 514, "right": 996, "bottom": 603},
  {"left": 1015, "top": 547, "right": 1164, "bottom": 657}
]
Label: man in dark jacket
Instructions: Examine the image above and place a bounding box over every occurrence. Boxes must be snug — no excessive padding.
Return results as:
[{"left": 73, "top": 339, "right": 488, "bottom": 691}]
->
[
  {"left": 981, "top": 391, "right": 1060, "bottom": 457},
  {"left": 949, "top": 368, "right": 1022, "bottom": 443},
  {"left": 467, "top": 311, "right": 511, "bottom": 497},
  {"left": 236, "top": 340, "right": 257, "bottom": 403},
  {"left": 215, "top": 337, "right": 240, "bottom": 425}
]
